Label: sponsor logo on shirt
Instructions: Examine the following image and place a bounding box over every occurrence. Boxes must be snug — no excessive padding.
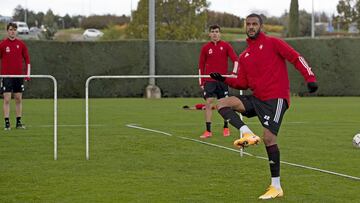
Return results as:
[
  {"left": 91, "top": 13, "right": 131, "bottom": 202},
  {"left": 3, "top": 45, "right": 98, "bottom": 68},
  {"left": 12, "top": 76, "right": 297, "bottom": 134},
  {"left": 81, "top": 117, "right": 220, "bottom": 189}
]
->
[
  {"left": 6, "top": 46, "right": 10, "bottom": 53},
  {"left": 259, "top": 44, "right": 263, "bottom": 50},
  {"left": 220, "top": 46, "right": 223, "bottom": 51},
  {"left": 208, "top": 48, "right": 213, "bottom": 55}
]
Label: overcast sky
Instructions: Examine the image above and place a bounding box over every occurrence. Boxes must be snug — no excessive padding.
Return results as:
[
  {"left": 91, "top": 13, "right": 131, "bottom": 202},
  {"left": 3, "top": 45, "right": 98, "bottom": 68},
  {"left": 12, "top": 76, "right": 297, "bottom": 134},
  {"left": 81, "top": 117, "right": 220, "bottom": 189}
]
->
[{"left": 0, "top": 0, "right": 340, "bottom": 18}]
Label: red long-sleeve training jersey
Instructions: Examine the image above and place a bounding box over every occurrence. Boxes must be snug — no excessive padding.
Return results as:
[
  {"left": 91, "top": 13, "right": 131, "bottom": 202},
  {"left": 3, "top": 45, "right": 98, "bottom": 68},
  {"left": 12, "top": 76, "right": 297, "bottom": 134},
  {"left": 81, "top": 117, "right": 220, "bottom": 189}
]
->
[
  {"left": 0, "top": 38, "right": 30, "bottom": 75},
  {"left": 198, "top": 40, "right": 238, "bottom": 86},
  {"left": 225, "top": 32, "right": 316, "bottom": 106}
]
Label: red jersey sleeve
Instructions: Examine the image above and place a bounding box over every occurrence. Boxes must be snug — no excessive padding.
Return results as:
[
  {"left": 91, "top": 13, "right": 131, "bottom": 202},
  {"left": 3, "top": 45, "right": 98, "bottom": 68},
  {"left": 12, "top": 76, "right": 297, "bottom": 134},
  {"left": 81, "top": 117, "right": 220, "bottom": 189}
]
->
[
  {"left": 226, "top": 43, "right": 238, "bottom": 63},
  {"left": 224, "top": 56, "right": 248, "bottom": 90},
  {"left": 226, "top": 43, "right": 239, "bottom": 74},
  {"left": 21, "top": 41, "right": 31, "bottom": 74},
  {"left": 0, "top": 39, "right": 4, "bottom": 59},
  {"left": 198, "top": 45, "right": 207, "bottom": 86},
  {"left": 273, "top": 38, "right": 316, "bottom": 83}
]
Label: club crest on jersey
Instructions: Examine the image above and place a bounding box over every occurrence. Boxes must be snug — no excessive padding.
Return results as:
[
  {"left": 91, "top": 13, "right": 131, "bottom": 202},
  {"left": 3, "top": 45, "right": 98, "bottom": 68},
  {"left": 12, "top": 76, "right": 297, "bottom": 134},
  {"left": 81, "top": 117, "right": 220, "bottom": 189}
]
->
[
  {"left": 259, "top": 44, "right": 263, "bottom": 50},
  {"left": 220, "top": 46, "right": 223, "bottom": 51},
  {"left": 6, "top": 47, "right": 10, "bottom": 53},
  {"left": 208, "top": 49, "right": 213, "bottom": 54},
  {"left": 17, "top": 45, "right": 20, "bottom": 49}
]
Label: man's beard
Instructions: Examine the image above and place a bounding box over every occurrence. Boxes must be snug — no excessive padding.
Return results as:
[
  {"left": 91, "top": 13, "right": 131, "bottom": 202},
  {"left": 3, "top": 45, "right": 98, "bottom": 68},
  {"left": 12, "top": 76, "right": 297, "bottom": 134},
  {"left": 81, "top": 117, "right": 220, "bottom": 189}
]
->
[{"left": 247, "top": 29, "right": 260, "bottom": 39}]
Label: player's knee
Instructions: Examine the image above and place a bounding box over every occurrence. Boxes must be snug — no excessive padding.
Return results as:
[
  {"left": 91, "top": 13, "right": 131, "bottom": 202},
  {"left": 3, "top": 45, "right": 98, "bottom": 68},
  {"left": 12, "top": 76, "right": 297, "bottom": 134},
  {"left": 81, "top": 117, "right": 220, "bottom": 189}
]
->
[
  {"left": 14, "top": 98, "right": 22, "bottom": 105},
  {"left": 217, "top": 98, "right": 227, "bottom": 109},
  {"left": 263, "top": 130, "right": 277, "bottom": 146},
  {"left": 3, "top": 99, "right": 10, "bottom": 105},
  {"left": 205, "top": 98, "right": 213, "bottom": 104}
]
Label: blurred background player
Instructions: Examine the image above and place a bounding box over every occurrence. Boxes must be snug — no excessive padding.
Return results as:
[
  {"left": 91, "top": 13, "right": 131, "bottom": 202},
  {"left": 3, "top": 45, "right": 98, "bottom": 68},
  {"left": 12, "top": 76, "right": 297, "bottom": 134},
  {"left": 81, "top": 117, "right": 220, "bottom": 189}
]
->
[
  {"left": 0, "top": 22, "right": 31, "bottom": 130},
  {"left": 198, "top": 24, "right": 238, "bottom": 139},
  {"left": 210, "top": 13, "right": 318, "bottom": 199},
  {"left": 183, "top": 103, "right": 216, "bottom": 110}
]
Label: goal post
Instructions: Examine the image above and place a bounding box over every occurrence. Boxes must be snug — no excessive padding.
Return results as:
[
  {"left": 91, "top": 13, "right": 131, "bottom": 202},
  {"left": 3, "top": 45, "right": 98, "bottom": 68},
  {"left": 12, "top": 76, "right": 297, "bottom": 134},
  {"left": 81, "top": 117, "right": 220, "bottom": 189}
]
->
[
  {"left": 0, "top": 75, "right": 58, "bottom": 160},
  {"left": 85, "top": 74, "right": 237, "bottom": 160}
]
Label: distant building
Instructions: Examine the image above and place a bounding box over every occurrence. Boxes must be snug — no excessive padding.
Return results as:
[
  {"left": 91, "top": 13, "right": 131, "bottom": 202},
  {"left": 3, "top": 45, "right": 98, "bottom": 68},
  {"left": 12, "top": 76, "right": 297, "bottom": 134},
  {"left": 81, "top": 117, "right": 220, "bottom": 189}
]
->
[
  {"left": 0, "top": 16, "right": 12, "bottom": 23},
  {"left": 348, "top": 22, "right": 359, "bottom": 34},
  {"left": 315, "top": 22, "right": 335, "bottom": 34},
  {"left": 315, "top": 22, "right": 328, "bottom": 34},
  {"left": 327, "top": 22, "right": 334, "bottom": 33}
]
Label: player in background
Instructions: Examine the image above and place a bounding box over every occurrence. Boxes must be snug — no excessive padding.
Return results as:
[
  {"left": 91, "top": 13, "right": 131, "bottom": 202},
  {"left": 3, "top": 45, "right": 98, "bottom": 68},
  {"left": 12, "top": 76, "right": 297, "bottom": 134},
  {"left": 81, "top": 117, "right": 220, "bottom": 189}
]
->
[
  {"left": 210, "top": 14, "right": 318, "bottom": 199},
  {"left": 0, "top": 22, "right": 31, "bottom": 130},
  {"left": 198, "top": 24, "right": 238, "bottom": 139},
  {"left": 183, "top": 103, "right": 216, "bottom": 110}
]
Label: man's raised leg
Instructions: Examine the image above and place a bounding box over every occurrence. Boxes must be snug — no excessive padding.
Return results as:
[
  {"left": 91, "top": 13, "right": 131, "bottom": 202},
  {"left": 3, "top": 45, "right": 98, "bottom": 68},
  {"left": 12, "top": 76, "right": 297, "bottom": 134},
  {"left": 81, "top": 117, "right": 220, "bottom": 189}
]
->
[{"left": 217, "top": 97, "right": 260, "bottom": 147}]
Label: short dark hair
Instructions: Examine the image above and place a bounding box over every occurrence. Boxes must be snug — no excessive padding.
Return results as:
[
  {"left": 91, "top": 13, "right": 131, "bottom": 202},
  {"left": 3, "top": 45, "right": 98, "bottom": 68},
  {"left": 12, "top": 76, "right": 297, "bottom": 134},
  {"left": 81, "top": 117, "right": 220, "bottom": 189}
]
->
[
  {"left": 7, "top": 22, "right": 17, "bottom": 30},
  {"left": 209, "top": 24, "right": 221, "bottom": 32},
  {"left": 246, "top": 13, "right": 263, "bottom": 25}
]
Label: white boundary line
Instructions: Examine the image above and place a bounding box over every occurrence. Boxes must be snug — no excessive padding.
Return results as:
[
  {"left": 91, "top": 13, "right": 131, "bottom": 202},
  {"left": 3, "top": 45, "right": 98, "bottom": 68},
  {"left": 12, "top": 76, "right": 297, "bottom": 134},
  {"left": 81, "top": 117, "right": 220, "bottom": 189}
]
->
[
  {"left": 35, "top": 124, "right": 105, "bottom": 128},
  {"left": 0, "top": 75, "right": 58, "bottom": 160},
  {"left": 85, "top": 74, "right": 236, "bottom": 160},
  {"left": 126, "top": 124, "right": 360, "bottom": 181}
]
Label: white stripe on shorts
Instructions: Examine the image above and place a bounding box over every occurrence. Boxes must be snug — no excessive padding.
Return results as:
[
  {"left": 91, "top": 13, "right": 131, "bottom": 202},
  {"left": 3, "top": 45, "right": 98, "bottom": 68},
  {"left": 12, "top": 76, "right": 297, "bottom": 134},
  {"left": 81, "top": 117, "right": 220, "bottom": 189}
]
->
[{"left": 274, "top": 99, "right": 283, "bottom": 123}]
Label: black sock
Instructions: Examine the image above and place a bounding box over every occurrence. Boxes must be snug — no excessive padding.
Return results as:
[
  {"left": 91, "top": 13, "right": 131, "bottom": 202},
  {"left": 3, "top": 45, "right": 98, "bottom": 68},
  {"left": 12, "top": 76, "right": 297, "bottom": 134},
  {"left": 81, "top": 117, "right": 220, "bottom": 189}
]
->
[
  {"left": 218, "top": 107, "right": 245, "bottom": 129},
  {"left": 266, "top": 144, "right": 280, "bottom": 177},
  {"left": 223, "top": 120, "right": 228, "bottom": 128},
  {"left": 206, "top": 122, "right": 211, "bottom": 132},
  {"left": 16, "top": 117, "right": 22, "bottom": 125},
  {"left": 5, "top": 117, "right": 10, "bottom": 125}
]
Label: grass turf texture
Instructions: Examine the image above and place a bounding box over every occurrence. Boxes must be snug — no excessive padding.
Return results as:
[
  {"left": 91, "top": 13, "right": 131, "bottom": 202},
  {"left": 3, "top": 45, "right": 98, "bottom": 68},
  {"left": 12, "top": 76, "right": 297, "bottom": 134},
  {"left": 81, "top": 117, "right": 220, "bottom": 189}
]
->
[{"left": 0, "top": 97, "right": 359, "bottom": 202}]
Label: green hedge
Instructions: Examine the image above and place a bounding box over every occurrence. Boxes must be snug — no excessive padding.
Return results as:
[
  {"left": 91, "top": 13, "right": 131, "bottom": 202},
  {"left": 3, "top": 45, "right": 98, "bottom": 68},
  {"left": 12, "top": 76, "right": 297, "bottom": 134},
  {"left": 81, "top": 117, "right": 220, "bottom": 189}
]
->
[{"left": 23, "top": 38, "right": 360, "bottom": 98}]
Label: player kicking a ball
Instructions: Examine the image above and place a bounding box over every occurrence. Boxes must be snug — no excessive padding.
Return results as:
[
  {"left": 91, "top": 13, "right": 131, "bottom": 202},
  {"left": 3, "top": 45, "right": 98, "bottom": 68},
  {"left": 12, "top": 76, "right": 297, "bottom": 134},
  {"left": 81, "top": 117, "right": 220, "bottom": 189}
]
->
[{"left": 210, "top": 13, "right": 318, "bottom": 199}]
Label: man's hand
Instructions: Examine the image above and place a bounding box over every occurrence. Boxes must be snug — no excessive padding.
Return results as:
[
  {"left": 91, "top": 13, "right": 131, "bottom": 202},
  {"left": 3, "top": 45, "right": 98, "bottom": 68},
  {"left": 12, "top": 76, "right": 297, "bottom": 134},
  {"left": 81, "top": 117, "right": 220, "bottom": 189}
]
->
[
  {"left": 307, "top": 82, "right": 318, "bottom": 93},
  {"left": 210, "top": 72, "right": 225, "bottom": 82}
]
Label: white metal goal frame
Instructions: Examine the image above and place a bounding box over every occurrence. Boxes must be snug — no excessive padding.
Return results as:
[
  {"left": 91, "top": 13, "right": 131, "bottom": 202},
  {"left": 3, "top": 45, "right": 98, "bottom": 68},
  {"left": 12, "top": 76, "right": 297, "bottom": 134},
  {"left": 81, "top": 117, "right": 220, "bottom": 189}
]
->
[
  {"left": 85, "top": 75, "right": 241, "bottom": 160},
  {"left": 0, "top": 75, "right": 58, "bottom": 160}
]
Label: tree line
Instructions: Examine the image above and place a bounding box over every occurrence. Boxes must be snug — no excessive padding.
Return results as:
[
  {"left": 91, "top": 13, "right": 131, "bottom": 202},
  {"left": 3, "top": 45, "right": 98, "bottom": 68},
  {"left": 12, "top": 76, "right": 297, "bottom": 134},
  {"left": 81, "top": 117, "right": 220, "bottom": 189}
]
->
[
  {"left": 10, "top": 5, "right": 130, "bottom": 29},
  {"left": 5, "top": 0, "right": 359, "bottom": 40}
]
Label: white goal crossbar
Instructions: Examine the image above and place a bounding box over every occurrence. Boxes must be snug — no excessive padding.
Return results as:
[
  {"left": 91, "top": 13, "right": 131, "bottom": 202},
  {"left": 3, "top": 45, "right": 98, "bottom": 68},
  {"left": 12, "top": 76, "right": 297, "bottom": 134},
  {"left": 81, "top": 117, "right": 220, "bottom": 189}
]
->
[
  {"left": 0, "top": 75, "right": 58, "bottom": 160},
  {"left": 85, "top": 74, "right": 238, "bottom": 160}
]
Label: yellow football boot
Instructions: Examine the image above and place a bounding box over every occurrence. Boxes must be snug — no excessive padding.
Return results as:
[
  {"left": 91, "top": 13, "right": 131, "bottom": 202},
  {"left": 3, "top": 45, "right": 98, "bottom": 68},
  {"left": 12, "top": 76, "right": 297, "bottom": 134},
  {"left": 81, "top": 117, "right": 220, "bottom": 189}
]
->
[
  {"left": 258, "top": 185, "right": 284, "bottom": 200},
  {"left": 233, "top": 132, "right": 261, "bottom": 148}
]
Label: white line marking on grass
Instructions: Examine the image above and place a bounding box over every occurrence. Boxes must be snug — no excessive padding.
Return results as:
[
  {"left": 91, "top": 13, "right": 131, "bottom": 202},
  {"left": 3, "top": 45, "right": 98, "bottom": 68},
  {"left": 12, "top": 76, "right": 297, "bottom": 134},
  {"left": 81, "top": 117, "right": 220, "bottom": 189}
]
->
[
  {"left": 177, "top": 136, "right": 254, "bottom": 156},
  {"left": 30, "top": 124, "right": 105, "bottom": 128},
  {"left": 126, "top": 124, "right": 360, "bottom": 181},
  {"left": 126, "top": 124, "right": 172, "bottom": 136}
]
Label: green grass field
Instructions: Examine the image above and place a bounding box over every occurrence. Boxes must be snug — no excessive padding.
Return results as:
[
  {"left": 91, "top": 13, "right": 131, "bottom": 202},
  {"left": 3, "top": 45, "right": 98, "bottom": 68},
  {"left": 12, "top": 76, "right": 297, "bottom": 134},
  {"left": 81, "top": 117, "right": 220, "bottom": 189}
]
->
[{"left": 0, "top": 97, "right": 359, "bottom": 202}]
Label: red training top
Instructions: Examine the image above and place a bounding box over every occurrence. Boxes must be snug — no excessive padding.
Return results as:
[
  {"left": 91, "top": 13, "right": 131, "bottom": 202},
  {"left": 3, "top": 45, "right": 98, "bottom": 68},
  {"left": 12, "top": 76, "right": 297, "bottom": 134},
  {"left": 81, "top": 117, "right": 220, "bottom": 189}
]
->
[
  {"left": 198, "top": 40, "right": 238, "bottom": 86},
  {"left": 0, "top": 38, "right": 30, "bottom": 75},
  {"left": 225, "top": 32, "right": 316, "bottom": 106}
]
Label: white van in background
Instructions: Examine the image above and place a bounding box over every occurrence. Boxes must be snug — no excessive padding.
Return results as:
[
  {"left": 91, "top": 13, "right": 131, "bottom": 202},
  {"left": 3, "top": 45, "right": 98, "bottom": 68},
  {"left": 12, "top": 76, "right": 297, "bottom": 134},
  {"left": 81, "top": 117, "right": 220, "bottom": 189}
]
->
[{"left": 13, "top": 21, "right": 29, "bottom": 34}]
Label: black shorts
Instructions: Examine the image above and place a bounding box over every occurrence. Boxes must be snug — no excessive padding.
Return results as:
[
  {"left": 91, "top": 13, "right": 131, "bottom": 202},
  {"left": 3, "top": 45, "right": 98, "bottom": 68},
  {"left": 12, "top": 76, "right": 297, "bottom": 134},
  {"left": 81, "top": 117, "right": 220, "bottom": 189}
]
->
[
  {"left": 203, "top": 81, "right": 229, "bottom": 99},
  {"left": 236, "top": 95, "right": 288, "bottom": 135},
  {"left": 1, "top": 78, "right": 25, "bottom": 93}
]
